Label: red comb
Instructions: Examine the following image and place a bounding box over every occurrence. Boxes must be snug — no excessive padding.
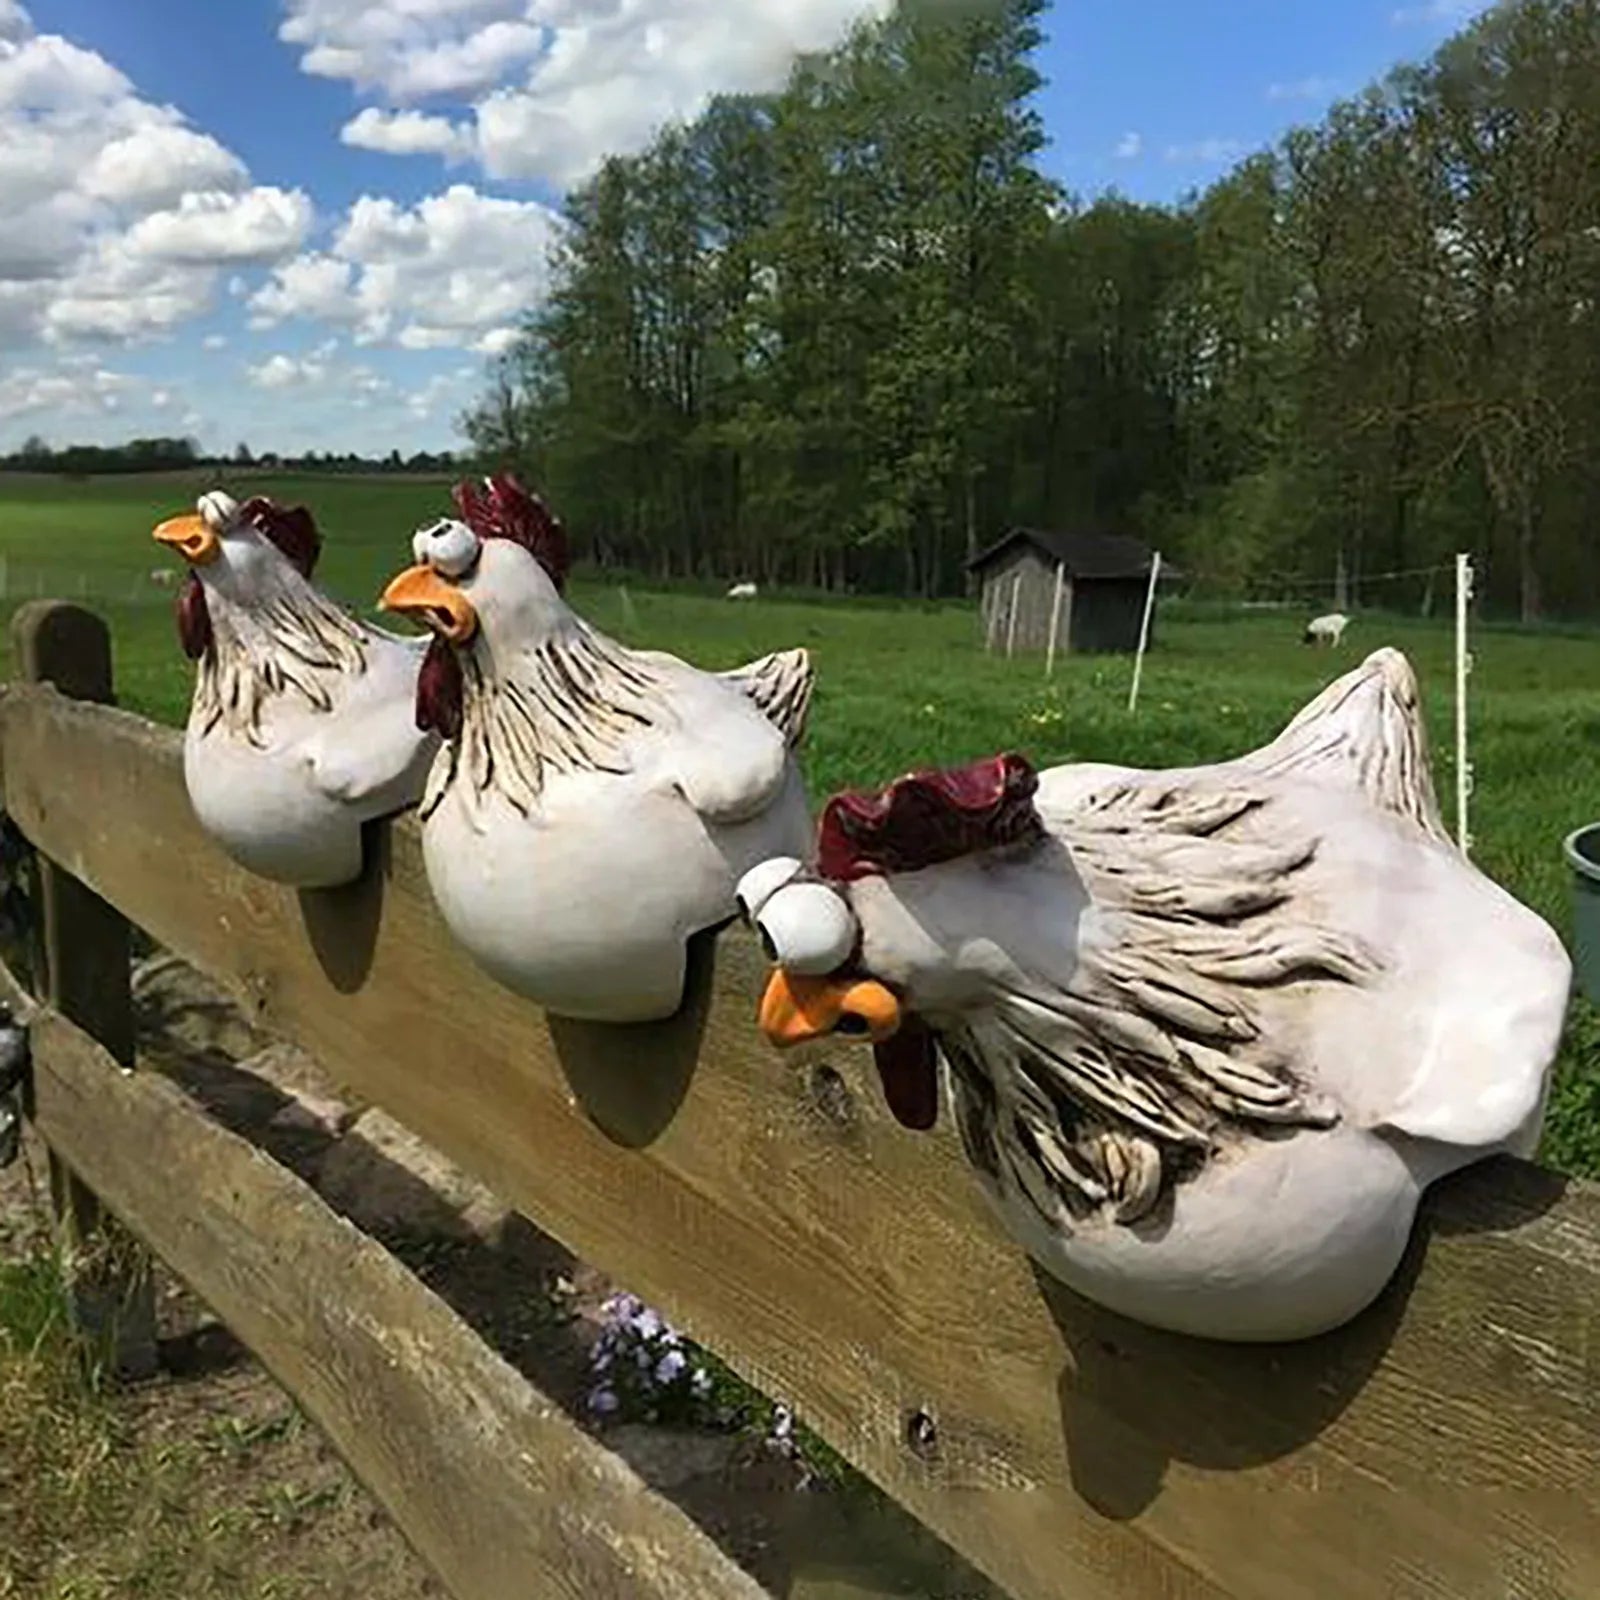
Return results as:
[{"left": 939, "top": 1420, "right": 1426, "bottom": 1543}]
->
[
  {"left": 816, "top": 753, "right": 1044, "bottom": 882},
  {"left": 238, "top": 496, "right": 321, "bottom": 579},
  {"left": 450, "top": 472, "right": 569, "bottom": 592}
]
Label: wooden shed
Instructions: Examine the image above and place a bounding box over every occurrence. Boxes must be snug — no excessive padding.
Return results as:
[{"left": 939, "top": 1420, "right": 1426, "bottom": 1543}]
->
[{"left": 970, "top": 527, "right": 1169, "bottom": 656}]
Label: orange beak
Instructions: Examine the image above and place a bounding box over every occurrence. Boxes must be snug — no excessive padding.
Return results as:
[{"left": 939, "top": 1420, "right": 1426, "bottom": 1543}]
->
[
  {"left": 152, "top": 512, "right": 219, "bottom": 566},
  {"left": 757, "top": 970, "right": 903, "bottom": 1048},
  {"left": 379, "top": 563, "right": 479, "bottom": 645}
]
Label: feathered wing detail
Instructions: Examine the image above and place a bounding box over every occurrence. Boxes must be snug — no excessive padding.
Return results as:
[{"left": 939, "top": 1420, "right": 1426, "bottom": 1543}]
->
[
  {"left": 949, "top": 782, "right": 1380, "bottom": 1228},
  {"left": 422, "top": 624, "right": 677, "bottom": 825},
  {"left": 1235, "top": 648, "right": 1450, "bottom": 845},
  {"left": 718, "top": 647, "right": 815, "bottom": 749},
  {"left": 426, "top": 624, "right": 810, "bottom": 830},
  {"left": 306, "top": 635, "right": 436, "bottom": 810}
]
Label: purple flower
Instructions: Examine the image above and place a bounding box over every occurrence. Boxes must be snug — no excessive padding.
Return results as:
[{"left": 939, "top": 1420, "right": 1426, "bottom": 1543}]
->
[
  {"left": 655, "top": 1350, "right": 688, "bottom": 1384},
  {"left": 629, "top": 1308, "right": 663, "bottom": 1341},
  {"left": 634, "top": 1347, "right": 654, "bottom": 1370},
  {"left": 588, "top": 1387, "right": 619, "bottom": 1417}
]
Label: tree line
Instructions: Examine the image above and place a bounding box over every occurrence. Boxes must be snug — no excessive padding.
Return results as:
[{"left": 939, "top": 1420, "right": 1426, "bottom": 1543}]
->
[
  {"left": 1, "top": 435, "right": 205, "bottom": 476},
  {"left": 465, "top": 0, "right": 1600, "bottom": 619},
  {"left": 0, "top": 436, "right": 461, "bottom": 477}
]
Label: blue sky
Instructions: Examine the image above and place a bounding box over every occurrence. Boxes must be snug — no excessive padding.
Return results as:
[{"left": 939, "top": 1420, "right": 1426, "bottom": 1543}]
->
[{"left": 0, "top": 0, "right": 1488, "bottom": 458}]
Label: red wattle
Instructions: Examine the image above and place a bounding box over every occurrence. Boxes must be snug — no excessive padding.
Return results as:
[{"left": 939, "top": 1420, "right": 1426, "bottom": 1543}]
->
[
  {"left": 176, "top": 574, "right": 212, "bottom": 660},
  {"left": 416, "top": 634, "right": 464, "bottom": 738},
  {"left": 872, "top": 1016, "right": 941, "bottom": 1131}
]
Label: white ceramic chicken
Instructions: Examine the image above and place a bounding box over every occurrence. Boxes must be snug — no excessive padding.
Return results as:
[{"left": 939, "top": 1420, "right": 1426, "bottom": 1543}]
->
[
  {"left": 378, "top": 473, "right": 815, "bottom": 1023},
  {"left": 738, "top": 649, "right": 1570, "bottom": 1342},
  {"left": 154, "top": 490, "right": 439, "bottom": 888}
]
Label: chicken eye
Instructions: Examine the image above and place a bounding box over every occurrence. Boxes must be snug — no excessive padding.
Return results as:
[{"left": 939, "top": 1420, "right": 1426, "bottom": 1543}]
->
[
  {"left": 427, "top": 519, "right": 480, "bottom": 579},
  {"left": 198, "top": 491, "right": 238, "bottom": 533},
  {"left": 754, "top": 883, "right": 857, "bottom": 977},
  {"left": 734, "top": 856, "right": 804, "bottom": 923}
]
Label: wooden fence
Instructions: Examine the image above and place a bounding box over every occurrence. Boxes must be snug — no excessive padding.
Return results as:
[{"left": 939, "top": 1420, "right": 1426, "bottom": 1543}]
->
[{"left": 4, "top": 598, "right": 1600, "bottom": 1600}]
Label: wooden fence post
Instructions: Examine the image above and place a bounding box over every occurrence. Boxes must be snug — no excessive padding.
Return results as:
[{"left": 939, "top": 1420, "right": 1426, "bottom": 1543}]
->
[{"left": 11, "top": 600, "right": 159, "bottom": 1381}]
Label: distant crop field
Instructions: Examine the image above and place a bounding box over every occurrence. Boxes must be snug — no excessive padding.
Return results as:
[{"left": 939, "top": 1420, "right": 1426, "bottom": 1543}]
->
[{"left": 3, "top": 469, "right": 1600, "bottom": 1175}]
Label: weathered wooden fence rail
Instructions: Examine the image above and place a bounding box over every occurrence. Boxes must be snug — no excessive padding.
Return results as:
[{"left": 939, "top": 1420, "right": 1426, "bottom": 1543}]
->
[{"left": 4, "top": 600, "right": 1600, "bottom": 1600}]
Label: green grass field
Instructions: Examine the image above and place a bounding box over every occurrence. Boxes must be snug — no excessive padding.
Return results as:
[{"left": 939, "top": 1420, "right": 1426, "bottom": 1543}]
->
[{"left": 2, "top": 468, "right": 1599, "bottom": 1176}]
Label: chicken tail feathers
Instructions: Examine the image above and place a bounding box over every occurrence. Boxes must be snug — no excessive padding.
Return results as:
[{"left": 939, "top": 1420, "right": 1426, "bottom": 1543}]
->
[
  {"left": 720, "top": 648, "right": 815, "bottom": 749},
  {"left": 1236, "top": 647, "right": 1449, "bottom": 845}
]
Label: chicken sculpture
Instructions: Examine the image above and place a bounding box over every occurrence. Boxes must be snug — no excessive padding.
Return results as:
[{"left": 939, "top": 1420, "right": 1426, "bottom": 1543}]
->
[
  {"left": 153, "top": 490, "right": 439, "bottom": 888},
  {"left": 737, "top": 648, "right": 1570, "bottom": 1342},
  {"left": 378, "top": 473, "right": 815, "bottom": 1023}
]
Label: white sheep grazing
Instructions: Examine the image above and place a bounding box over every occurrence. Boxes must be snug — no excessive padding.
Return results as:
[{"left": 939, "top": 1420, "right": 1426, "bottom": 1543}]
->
[
  {"left": 1303, "top": 612, "right": 1350, "bottom": 647},
  {"left": 726, "top": 581, "right": 758, "bottom": 600}
]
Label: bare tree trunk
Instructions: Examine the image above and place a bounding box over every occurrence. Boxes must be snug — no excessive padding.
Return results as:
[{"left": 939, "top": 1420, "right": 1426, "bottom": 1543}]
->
[
  {"left": 1518, "top": 493, "right": 1542, "bottom": 624},
  {"left": 964, "top": 474, "right": 978, "bottom": 592}
]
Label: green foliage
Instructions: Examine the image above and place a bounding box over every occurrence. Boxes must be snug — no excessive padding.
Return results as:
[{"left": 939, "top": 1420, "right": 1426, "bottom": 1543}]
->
[
  {"left": 467, "top": 0, "right": 1053, "bottom": 596},
  {"left": 0, "top": 443, "right": 462, "bottom": 477},
  {"left": 465, "top": 0, "right": 1600, "bottom": 618},
  {"left": 0, "top": 1252, "right": 69, "bottom": 1360},
  {"left": 1, "top": 437, "right": 203, "bottom": 476}
]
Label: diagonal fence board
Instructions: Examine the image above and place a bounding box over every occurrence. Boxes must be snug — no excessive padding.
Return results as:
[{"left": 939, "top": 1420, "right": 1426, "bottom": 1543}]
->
[
  {"left": 7, "top": 971, "right": 770, "bottom": 1600},
  {"left": 5, "top": 683, "right": 1600, "bottom": 1600}
]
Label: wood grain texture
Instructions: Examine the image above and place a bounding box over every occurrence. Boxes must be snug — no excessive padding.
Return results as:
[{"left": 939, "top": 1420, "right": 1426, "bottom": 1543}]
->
[
  {"left": 11, "top": 970, "right": 769, "bottom": 1600},
  {"left": 10, "top": 603, "right": 157, "bottom": 1380},
  {"left": 4, "top": 685, "right": 1600, "bottom": 1600}
]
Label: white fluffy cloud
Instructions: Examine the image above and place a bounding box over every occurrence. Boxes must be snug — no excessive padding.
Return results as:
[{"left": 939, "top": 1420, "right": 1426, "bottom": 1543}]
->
[
  {"left": 122, "top": 188, "right": 313, "bottom": 265},
  {"left": 250, "top": 184, "right": 561, "bottom": 354},
  {"left": 0, "top": 362, "right": 133, "bottom": 422},
  {"left": 84, "top": 123, "right": 247, "bottom": 209},
  {"left": 249, "top": 253, "right": 356, "bottom": 324},
  {"left": 0, "top": 10, "right": 310, "bottom": 351},
  {"left": 281, "top": 0, "right": 892, "bottom": 189},
  {"left": 1113, "top": 131, "right": 1143, "bottom": 160},
  {"left": 248, "top": 351, "right": 332, "bottom": 389},
  {"left": 342, "top": 106, "right": 474, "bottom": 161},
  {"left": 282, "top": 0, "right": 542, "bottom": 98},
  {"left": 0, "top": 0, "right": 31, "bottom": 45},
  {"left": 42, "top": 237, "right": 228, "bottom": 342},
  {"left": 242, "top": 346, "right": 472, "bottom": 434}
]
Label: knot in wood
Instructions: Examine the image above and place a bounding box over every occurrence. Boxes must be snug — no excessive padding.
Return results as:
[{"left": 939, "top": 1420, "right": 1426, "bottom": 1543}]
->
[
  {"left": 808, "top": 1062, "right": 855, "bottom": 1127},
  {"left": 904, "top": 1407, "right": 940, "bottom": 1463}
]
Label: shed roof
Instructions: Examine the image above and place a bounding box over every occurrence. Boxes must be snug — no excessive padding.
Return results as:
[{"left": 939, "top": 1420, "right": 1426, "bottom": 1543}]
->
[{"left": 967, "top": 527, "right": 1177, "bottom": 581}]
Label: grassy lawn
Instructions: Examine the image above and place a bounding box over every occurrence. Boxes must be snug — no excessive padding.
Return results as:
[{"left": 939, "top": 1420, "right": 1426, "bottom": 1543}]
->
[{"left": 1, "top": 467, "right": 1598, "bottom": 1173}]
